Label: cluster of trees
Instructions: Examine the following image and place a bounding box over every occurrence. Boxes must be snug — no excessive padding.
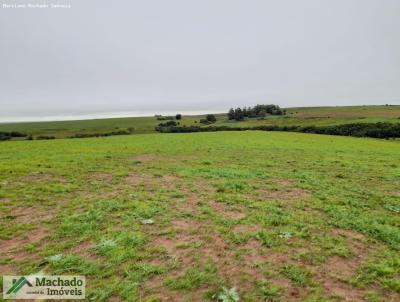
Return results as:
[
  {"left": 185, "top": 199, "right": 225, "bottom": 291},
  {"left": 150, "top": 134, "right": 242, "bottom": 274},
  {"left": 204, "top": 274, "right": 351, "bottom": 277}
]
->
[
  {"left": 228, "top": 104, "right": 285, "bottom": 121},
  {"left": 0, "top": 131, "right": 27, "bottom": 141},
  {"left": 155, "top": 122, "right": 400, "bottom": 139}
]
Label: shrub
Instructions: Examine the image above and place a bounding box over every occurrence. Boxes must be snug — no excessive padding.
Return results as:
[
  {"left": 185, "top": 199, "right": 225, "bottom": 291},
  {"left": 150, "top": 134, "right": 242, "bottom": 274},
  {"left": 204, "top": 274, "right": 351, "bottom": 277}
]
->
[
  {"left": 155, "top": 120, "right": 178, "bottom": 131},
  {"left": 36, "top": 135, "right": 56, "bottom": 140},
  {"left": 206, "top": 114, "right": 216, "bottom": 123},
  {"left": 175, "top": 114, "right": 182, "bottom": 120},
  {"left": 0, "top": 135, "right": 11, "bottom": 141},
  {"left": 200, "top": 119, "right": 212, "bottom": 125},
  {"left": 10, "top": 131, "right": 27, "bottom": 137},
  {"left": 0, "top": 131, "right": 27, "bottom": 141},
  {"left": 155, "top": 122, "right": 400, "bottom": 139},
  {"left": 156, "top": 115, "right": 174, "bottom": 120},
  {"left": 69, "top": 129, "right": 132, "bottom": 139}
]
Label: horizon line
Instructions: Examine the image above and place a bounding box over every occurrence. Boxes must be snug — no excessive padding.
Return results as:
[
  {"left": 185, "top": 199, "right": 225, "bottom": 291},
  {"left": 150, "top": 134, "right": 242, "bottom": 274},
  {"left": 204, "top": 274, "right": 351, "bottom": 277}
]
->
[{"left": 1, "top": 104, "right": 399, "bottom": 124}]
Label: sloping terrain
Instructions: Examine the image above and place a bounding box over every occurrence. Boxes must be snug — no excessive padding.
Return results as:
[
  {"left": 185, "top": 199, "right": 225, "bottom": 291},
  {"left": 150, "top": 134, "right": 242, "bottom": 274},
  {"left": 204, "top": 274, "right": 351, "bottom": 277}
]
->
[
  {"left": 0, "top": 131, "right": 399, "bottom": 301},
  {"left": 1, "top": 105, "right": 399, "bottom": 139}
]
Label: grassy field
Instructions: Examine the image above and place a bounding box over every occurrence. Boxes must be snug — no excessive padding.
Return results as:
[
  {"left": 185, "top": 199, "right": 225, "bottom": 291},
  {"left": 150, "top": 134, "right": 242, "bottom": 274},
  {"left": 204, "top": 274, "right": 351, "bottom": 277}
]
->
[
  {"left": 1, "top": 131, "right": 399, "bottom": 301},
  {"left": 215, "top": 105, "right": 400, "bottom": 129},
  {"left": 0, "top": 115, "right": 204, "bottom": 139},
  {"left": 1, "top": 105, "right": 400, "bottom": 139}
]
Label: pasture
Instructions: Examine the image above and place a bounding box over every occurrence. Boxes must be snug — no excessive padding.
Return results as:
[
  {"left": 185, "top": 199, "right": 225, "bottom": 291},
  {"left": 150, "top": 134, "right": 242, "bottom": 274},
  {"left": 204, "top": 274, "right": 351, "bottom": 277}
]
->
[
  {"left": 0, "top": 131, "right": 399, "bottom": 301},
  {"left": 1, "top": 105, "right": 399, "bottom": 139}
]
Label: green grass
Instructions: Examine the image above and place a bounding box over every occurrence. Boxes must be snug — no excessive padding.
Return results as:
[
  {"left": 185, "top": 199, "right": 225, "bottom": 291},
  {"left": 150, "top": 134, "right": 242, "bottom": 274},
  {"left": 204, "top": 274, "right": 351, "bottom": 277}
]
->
[
  {"left": 1, "top": 105, "right": 399, "bottom": 139},
  {"left": 0, "top": 131, "right": 399, "bottom": 301},
  {"left": 0, "top": 115, "right": 204, "bottom": 138},
  {"left": 214, "top": 105, "right": 400, "bottom": 128}
]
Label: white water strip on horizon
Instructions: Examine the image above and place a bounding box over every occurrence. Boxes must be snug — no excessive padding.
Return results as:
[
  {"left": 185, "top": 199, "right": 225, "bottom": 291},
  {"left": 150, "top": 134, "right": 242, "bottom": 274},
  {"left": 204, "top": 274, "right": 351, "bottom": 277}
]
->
[{"left": 0, "top": 110, "right": 221, "bottom": 124}]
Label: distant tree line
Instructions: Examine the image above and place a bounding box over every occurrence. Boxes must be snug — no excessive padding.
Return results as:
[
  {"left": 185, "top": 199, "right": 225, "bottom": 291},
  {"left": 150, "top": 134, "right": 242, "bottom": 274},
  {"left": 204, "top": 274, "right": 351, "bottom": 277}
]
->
[
  {"left": 155, "top": 122, "right": 400, "bottom": 139},
  {"left": 155, "top": 114, "right": 183, "bottom": 121},
  {"left": 228, "top": 104, "right": 286, "bottom": 121},
  {"left": 0, "top": 131, "right": 27, "bottom": 141},
  {"left": 36, "top": 135, "right": 56, "bottom": 140},
  {"left": 69, "top": 129, "right": 133, "bottom": 139},
  {"left": 155, "top": 115, "right": 175, "bottom": 121}
]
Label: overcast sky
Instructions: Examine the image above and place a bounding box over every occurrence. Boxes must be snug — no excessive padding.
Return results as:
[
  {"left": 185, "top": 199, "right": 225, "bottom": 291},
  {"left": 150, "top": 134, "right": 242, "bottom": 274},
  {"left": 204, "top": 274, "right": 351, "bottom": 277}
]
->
[{"left": 1, "top": 0, "right": 399, "bottom": 121}]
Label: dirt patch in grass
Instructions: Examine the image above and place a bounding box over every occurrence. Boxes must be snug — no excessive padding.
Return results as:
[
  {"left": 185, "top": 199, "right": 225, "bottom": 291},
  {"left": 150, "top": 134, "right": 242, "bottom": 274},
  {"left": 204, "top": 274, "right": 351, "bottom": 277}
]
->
[
  {"left": 332, "top": 228, "right": 371, "bottom": 262},
  {"left": 18, "top": 172, "right": 66, "bottom": 184},
  {"left": 245, "top": 250, "right": 292, "bottom": 266},
  {"left": 257, "top": 187, "right": 310, "bottom": 201},
  {"left": 1, "top": 228, "right": 48, "bottom": 254},
  {"left": 323, "top": 229, "right": 371, "bottom": 277},
  {"left": 165, "top": 191, "right": 199, "bottom": 219},
  {"left": 130, "top": 154, "right": 160, "bottom": 163},
  {"left": 0, "top": 263, "right": 16, "bottom": 275},
  {"left": 174, "top": 198, "right": 199, "bottom": 215},
  {"left": 256, "top": 179, "right": 310, "bottom": 201},
  {"left": 69, "top": 240, "right": 100, "bottom": 261},
  {"left": 210, "top": 201, "right": 246, "bottom": 219},
  {"left": 152, "top": 234, "right": 199, "bottom": 265},
  {"left": 141, "top": 278, "right": 207, "bottom": 302},
  {"left": 146, "top": 226, "right": 266, "bottom": 299},
  {"left": 316, "top": 269, "right": 366, "bottom": 302},
  {"left": 332, "top": 228, "right": 366, "bottom": 242},
  {"left": 11, "top": 206, "right": 56, "bottom": 224},
  {"left": 171, "top": 219, "right": 201, "bottom": 230},
  {"left": 324, "top": 256, "right": 360, "bottom": 278},
  {"left": 125, "top": 173, "right": 181, "bottom": 192},
  {"left": 125, "top": 173, "right": 154, "bottom": 186},
  {"left": 180, "top": 178, "right": 216, "bottom": 196},
  {"left": 163, "top": 175, "right": 180, "bottom": 182},
  {"left": 233, "top": 224, "right": 261, "bottom": 234},
  {"left": 88, "top": 172, "right": 113, "bottom": 183},
  {"left": 314, "top": 228, "right": 373, "bottom": 301},
  {"left": 0, "top": 227, "right": 48, "bottom": 270},
  {"left": 107, "top": 296, "right": 124, "bottom": 302}
]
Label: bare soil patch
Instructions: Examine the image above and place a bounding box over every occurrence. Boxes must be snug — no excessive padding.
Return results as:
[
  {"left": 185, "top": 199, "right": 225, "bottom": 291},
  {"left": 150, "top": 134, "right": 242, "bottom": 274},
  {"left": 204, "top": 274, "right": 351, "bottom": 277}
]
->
[
  {"left": 130, "top": 154, "right": 160, "bottom": 163},
  {"left": 314, "top": 228, "right": 373, "bottom": 301},
  {"left": 256, "top": 179, "right": 310, "bottom": 201},
  {"left": 88, "top": 172, "right": 113, "bottom": 183},
  {"left": 232, "top": 224, "right": 261, "bottom": 234},
  {"left": 210, "top": 201, "right": 246, "bottom": 219},
  {"left": 11, "top": 206, "right": 56, "bottom": 224},
  {"left": 0, "top": 227, "right": 49, "bottom": 270},
  {"left": 18, "top": 172, "right": 66, "bottom": 184},
  {"left": 125, "top": 173, "right": 181, "bottom": 191}
]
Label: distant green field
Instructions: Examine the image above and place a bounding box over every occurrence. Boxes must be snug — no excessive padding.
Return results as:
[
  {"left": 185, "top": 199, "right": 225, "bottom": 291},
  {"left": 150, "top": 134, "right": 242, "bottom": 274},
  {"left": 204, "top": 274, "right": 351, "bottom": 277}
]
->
[
  {"left": 0, "top": 131, "right": 399, "bottom": 301},
  {"left": 215, "top": 105, "right": 400, "bottom": 128},
  {"left": 0, "top": 115, "right": 204, "bottom": 138},
  {"left": 1, "top": 105, "right": 399, "bottom": 139}
]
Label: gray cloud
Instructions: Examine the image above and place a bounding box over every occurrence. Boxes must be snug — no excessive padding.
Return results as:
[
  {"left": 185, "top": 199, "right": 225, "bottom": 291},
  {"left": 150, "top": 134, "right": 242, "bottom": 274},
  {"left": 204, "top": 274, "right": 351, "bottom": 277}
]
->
[{"left": 1, "top": 0, "right": 399, "bottom": 121}]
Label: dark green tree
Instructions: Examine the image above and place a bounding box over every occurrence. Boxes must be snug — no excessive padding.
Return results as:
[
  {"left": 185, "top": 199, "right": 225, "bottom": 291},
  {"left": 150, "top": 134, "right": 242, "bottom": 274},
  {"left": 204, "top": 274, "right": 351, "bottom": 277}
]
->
[
  {"left": 228, "top": 108, "right": 235, "bottom": 120},
  {"left": 206, "top": 114, "right": 217, "bottom": 123}
]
